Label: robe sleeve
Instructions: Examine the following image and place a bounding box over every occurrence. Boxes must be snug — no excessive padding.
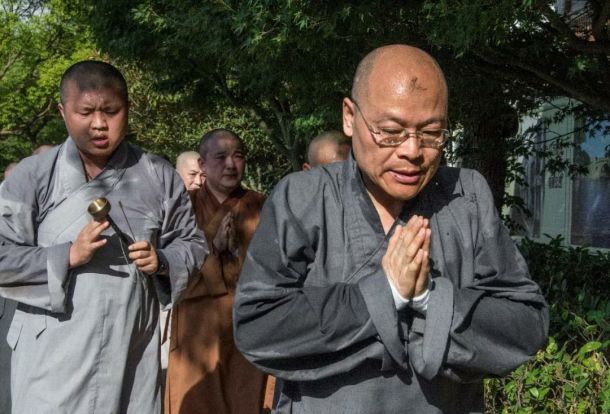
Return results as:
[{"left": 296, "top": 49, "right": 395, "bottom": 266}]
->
[
  {"left": 150, "top": 160, "right": 208, "bottom": 308},
  {"left": 0, "top": 159, "right": 72, "bottom": 313},
  {"left": 407, "top": 170, "right": 549, "bottom": 382},
  {"left": 234, "top": 177, "right": 404, "bottom": 381}
]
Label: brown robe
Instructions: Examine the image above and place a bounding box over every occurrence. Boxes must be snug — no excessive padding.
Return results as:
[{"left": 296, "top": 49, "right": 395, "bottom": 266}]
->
[{"left": 165, "top": 184, "right": 273, "bottom": 414}]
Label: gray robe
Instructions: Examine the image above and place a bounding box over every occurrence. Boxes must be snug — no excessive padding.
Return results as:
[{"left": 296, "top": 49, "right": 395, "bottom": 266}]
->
[
  {"left": 234, "top": 155, "right": 549, "bottom": 414},
  {"left": 0, "top": 297, "right": 16, "bottom": 413},
  {"left": 0, "top": 137, "right": 207, "bottom": 413}
]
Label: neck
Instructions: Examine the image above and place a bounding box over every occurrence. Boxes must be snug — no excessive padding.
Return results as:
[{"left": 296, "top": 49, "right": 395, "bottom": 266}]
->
[
  {"left": 206, "top": 182, "right": 238, "bottom": 205},
  {"left": 79, "top": 152, "right": 109, "bottom": 181},
  {"left": 363, "top": 176, "right": 404, "bottom": 234}
]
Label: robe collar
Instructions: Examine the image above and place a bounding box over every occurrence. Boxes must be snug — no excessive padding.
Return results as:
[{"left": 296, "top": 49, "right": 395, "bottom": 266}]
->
[
  {"left": 58, "top": 136, "right": 130, "bottom": 196},
  {"left": 197, "top": 182, "right": 247, "bottom": 211},
  {"left": 343, "top": 153, "right": 431, "bottom": 238}
]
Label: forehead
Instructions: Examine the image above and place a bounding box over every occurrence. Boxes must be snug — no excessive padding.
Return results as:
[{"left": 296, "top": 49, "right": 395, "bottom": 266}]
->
[
  {"left": 63, "top": 81, "right": 126, "bottom": 104},
  {"left": 206, "top": 135, "right": 243, "bottom": 154},
  {"left": 178, "top": 157, "right": 200, "bottom": 170},
  {"left": 185, "top": 158, "right": 201, "bottom": 169},
  {"left": 364, "top": 59, "right": 447, "bottom": 114}
]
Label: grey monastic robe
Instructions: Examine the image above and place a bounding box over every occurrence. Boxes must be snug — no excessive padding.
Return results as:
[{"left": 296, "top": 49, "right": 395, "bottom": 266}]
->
[
  {"left": 0, "top": 296, "right": 16, "bottom": 413},
  {"left": 0, "top": 137, "right": 207, "bottom": 413},
  {"left": 234, "top": 155, "right": 549, "bottom": 414}
]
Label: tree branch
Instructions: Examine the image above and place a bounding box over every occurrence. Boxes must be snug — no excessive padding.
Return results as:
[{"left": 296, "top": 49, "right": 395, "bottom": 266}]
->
[
  {"left": 0, "top": 50, "right": 23, "bottom": 82},
  {"left": 473, "top": 49, "right": 610, "bottom": 113},
  {"left": 540, "top": 5, "right": 610, "bottom": 55},
  {"left": 592, "top": 0, "right": 610, "bottom": 41},
  {"left": 211, "top": 71, "right": 289, "bottom": 155}
]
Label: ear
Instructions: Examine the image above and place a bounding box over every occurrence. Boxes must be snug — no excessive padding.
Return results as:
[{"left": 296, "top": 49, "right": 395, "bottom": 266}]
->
[
  {"left": 302, "top": 163, "right": 311, "bottom": 171},
  {"left": 198, "top": 157, "right": 206, "bottom": 174},
  {"left": 58, "top": 102, "right": 66, "bottom": 121},
  {"left": 342, "top": 97, "right": 355, "bottom": 137}
]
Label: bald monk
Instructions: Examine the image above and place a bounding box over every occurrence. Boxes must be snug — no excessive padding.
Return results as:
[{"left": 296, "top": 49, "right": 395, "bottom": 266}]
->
[
  {"left": 32, "top": 144, "right": 55, "bottom": 155},
  {"left": 234, "top": 45, "right": 548, "bottom": 413},
  {"left": 176, "top": 150, "right": 204, "bottom": 194},
  {"left": 302, "top": 130, "right": 351, "bottom": 170},
  {"left": 165, "top": 128, "right": 269, "bottom": 414},
  {"left": 2, "top": 162, "right": 19, "bottom": 181}
]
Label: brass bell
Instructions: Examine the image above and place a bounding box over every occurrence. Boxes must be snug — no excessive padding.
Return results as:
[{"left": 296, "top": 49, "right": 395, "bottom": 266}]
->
[{"left": 88, "top": 197, "right": 111, "bottom": 220}]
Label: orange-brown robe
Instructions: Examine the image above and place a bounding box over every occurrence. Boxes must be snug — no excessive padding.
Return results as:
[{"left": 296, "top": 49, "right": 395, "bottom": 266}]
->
[{"left": 165, "top": 184, "right": 273, "bottom": 414}]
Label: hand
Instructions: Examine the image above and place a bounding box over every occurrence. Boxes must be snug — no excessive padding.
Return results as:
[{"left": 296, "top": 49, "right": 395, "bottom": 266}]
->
[
  {"left": 69, "top": 219, "right": 110, "bottom": 269},
  {"left": 382, "top": 215, "right": 431, "bottom": 299},
  {"left": 128, "top": 241, "right": 159, "bottom": 275},
  {"left": 213, "top": 212, "right": 235, "bottom": 253}
]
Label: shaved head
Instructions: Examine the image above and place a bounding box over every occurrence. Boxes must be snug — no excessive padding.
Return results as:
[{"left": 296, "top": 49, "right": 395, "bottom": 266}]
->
[
  {"left": 32, "top": 144, "right": 54, "bottom": 155},
  {"left": 198, "top": 128, "right": 245, "bottom": 159},
  {"left": 3, "top": 162, "right": 18, "bottom": 180},
  {"left": 342, "top": 44, "right": 449, "bottom": 211},
  {"left": 351, "top": 44, "right": 447, "bottom": 104},
  {"left": 176, "top": 151, "right": 200, "bottom": 170},
  {"left": 60, "top": 60, "right": 128, "bottom": 105},
  {"left": 305, "top": 131, "right": 351, "bottom": 169},
  {"left": 175, "top": 151, "right": 204, "bottom": 193}
]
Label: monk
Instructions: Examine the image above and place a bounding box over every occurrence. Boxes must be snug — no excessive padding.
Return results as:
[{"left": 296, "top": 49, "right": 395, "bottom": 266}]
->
[
  {"left": 165, "top": 128, "right": 270, "bottom": 414},
  {"left": 176, "top": 150, "right": 205, "bottom": 194},
  {"left": 0, "top": 60, "right": 206, "bottom": 413},
  {"left": 302, "top": 130, "right": 351, "bottom": 170},
  {"left": 234, "top": 45, "right": 548, "bottom": 414}
]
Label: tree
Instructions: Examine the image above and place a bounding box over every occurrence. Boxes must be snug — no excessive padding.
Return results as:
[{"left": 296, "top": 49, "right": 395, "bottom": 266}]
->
[
  {"left": 423, "top": 0, "right": 609, "bottom": 115},
  {"left": 0, "top": 0, "right": 97, "bottom": 170},
  {"left": 76, "top": 1, "right": 429, "bottom": 172},
  {"left": 122, "top": 61, "right": 289, "bottom": 192},
  {"left": 77, "top": 1, "right": 610, "bottom": 207}
]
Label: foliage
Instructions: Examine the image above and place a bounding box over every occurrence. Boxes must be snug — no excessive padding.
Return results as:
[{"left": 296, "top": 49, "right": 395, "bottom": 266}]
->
[
  {"left": 75, "top": 0, "right": 430, "bottom": 172},
  {"left": 120, "top": 62, "right": 289, "bottom": 193},
  {"left": 0, "top": 0, "right": 97, "bottom": 172},
  {"left": 423, "top": 0, "right": 610, "bottom": 115},
  {"left": 485, "top": 236, "right": 610, "bottom": 413},
  {"left": 78, "top": 0, "right": 587, "bottom": 209}
]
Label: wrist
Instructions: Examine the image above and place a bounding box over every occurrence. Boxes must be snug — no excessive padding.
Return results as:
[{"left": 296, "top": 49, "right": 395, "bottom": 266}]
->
[{"left": 153, "top": 251, "right": 169, "bottom": 276}]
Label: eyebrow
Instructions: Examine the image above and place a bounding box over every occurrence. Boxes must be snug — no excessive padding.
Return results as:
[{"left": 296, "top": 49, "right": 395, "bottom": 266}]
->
[{"left": 376, "top": 115, "right": 446, "bottom": 127}]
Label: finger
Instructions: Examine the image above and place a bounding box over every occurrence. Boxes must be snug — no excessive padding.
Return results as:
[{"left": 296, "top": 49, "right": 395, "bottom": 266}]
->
[
  {"left": 405, "top": 215, "right": 423, "bottom": 233},
  {"left": 382, "top": 226, "right": 403, "bottom": 277},
  {"left": 400, "top": 216, "right": 423, "bottom": 254},
  {"left": 415, "top": 248, "right": 430, "bottom": 295},
  {"left": 133, "top": 257, "right": 152, "bottom": 267},
  {"left": 404, "top": 226, "right": 427, "bottom": 263},
  {"left": 129, "top": 249, "right": 150, "bottom": 260},
  {"left": 422, "top": 227, "right": 431, "bottom": 254},
  {"left": 385, "top": 225, "right": 403, "bottom": 257},
  {"left": 89, "top": 220, "right": 110, "bottom": 237},
  {"left": 128, "top": 241, "right": 151, "bottom": 251},
  {"left": 401, "top": 249, "right": 424, "bottom": 298},
  {"left": 90, "top": 238, "right": 108, "bottom": 250}
]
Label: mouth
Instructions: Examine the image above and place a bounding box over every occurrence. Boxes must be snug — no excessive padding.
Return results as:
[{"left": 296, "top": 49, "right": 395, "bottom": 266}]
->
[
  {"left": 91, "top": 136, "right": 109, "bottom": 148},
  {"left": 389, "top": 169, "right": 422, "bottom": 185}
]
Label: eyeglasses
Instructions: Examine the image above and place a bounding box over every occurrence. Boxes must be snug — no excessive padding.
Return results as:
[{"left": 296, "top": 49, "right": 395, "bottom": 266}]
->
[{"left": 350, "top": 98, "right": 450, "bottom": 149}]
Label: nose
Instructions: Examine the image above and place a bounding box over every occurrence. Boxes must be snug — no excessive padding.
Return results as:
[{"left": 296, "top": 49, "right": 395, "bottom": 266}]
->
[
  {"left": 395, "top": 132, "right": 422, "bottom": 160},
  {"left": 194, "top": 173, "right": 202, "bottom": 187},
  {"left": 225, "top": 156, "right": 236, "bottom": 169},
  {"left": 91, "top": 111, "right": 107, "bottom": 130}
]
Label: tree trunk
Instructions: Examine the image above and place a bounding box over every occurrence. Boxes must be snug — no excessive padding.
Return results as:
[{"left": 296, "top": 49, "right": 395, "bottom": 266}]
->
[{"left": 460, "top": 105, "right": 519, "bottom": 211}]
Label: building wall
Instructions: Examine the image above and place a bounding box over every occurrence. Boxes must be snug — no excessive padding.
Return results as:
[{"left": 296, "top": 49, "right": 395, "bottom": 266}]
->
[{"left": 512, "top": 99, "right": 610, "bottom": 250}]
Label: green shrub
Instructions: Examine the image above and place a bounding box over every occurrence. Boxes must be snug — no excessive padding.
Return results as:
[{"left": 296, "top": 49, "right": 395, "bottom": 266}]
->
[{"left": 485, "top": 237, "right": 610, "bottom": 413}]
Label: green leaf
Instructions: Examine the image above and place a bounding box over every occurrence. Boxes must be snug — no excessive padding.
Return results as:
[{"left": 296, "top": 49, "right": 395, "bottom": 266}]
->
[{"left": 578, "top": 341, "right": 601, "bottom": 359}]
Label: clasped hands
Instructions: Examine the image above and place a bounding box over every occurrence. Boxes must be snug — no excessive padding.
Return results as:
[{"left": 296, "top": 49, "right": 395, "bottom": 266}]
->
[
  {"left": 69, "top": 218, "right": 159, "bottom": 275},
  {"left": 212, "top": 212, "right": 237, "bottom": 256},
  {"left": 382, "top": 215, "right": 431, "bottom": 300}
]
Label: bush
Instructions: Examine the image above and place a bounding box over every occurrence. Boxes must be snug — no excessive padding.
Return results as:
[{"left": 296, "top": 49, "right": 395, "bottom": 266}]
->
[{"left": 485, "top": 237, "right": 610, "bottom": 413}]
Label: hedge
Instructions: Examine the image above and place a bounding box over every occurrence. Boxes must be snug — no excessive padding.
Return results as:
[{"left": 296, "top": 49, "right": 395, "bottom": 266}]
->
[{"left": 485, "top": 237, "right": 610, "bottom": 413}]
